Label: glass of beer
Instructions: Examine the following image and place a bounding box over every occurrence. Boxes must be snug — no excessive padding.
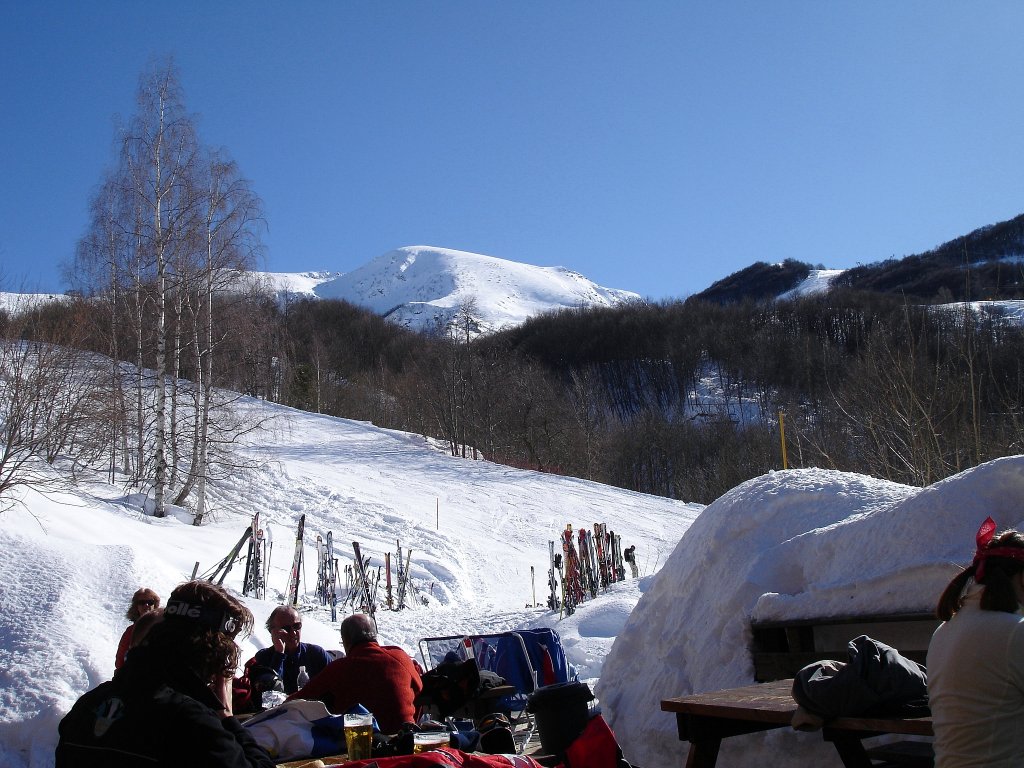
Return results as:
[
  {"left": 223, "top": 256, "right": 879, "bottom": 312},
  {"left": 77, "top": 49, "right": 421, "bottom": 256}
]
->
[
  {"left": 343, "top": 713, "right": 374, "bottom": 760},
  {"left": 413, "top": 731, "right": 450, "bottom": 753}
]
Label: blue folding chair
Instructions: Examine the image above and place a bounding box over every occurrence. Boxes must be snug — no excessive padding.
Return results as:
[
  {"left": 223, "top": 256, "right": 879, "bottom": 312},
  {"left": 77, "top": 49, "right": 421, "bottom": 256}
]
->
[
  {"left": 516, "top": 628, "right": 573, "bottom": 686},
  {"left": 419, "top": 630, "right": 576, "bottom": 752}
]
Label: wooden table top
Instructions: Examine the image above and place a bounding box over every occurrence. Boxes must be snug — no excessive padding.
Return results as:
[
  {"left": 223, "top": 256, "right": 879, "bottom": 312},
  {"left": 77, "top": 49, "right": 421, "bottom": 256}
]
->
[
  {"left": 661, "top": 679, "right": 795, "bottom": 724},
  {"left": 661, "top": 678, "right": 932, "bottom": 736}
]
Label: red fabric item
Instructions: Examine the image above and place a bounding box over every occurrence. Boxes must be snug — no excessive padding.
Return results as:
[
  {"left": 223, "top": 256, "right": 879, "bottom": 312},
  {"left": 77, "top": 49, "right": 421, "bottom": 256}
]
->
[
  {"left": 973, "top": 516, "right": 1024, "bottom": 580},
  {"left": 232, "top": 656, "right": 259, "bottom": 714},
  {"left": 342, "top": 746, "right": 543, "bottom": 767},
  {"left": 288, "top": 642, "right": 422, "bottom": 732},
  {"left": 976, "top": 517, "right": 997, "bottom": 550},
  {"left": 562, "top": 715, "right": 622, "bottom": 768},
  {"left": 538, "top": 645, "right": 556, "bottom": 686},
  {"left": 114, "top": 624, "right": 134, "bottom": 669}
]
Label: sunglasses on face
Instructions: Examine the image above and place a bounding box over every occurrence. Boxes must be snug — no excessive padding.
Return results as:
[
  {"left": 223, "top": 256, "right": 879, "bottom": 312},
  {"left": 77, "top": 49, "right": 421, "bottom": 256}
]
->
[
  {"left": 278, "top": 622, "right": 302, "bottom": 632},
  {"left": 135, "top": 600, "right": 157, "bottom": 607}
]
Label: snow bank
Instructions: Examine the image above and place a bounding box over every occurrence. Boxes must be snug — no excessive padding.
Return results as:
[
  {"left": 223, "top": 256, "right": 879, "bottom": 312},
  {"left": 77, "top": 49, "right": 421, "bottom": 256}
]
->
[{"left": 597, "top": 458, "right": 1024, "bottom": 768}]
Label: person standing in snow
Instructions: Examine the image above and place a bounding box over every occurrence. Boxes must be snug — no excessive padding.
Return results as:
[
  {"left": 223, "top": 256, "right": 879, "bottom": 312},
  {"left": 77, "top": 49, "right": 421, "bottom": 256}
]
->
[
  {"left": 928, "top": 517, "right": 1024, "bottom": 768},
  {"left": 252, "top": 605, "right": 331, "bottom": 693},
  {"left": 288, "top": 612, "right": 422, "bottom": 732},
  {"left": 56, "top": 580, "right": 274, "bottom": 768},
  {"left": 114, "top": 587, "right": 160, "bottom": 669},
  {"left": 624, "top": 545, "right": 639, "bottom": 578}
]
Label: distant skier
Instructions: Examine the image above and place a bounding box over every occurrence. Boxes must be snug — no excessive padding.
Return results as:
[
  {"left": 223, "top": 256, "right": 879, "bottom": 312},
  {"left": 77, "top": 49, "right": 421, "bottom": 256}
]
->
[{"left": 624, "top": 545, "right": 639, "bottom": 578}]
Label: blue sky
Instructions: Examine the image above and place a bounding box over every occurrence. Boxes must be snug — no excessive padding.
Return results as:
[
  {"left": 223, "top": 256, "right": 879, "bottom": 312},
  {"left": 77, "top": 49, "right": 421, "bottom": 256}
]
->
[{"left": 3, "top": 2, "right": 1024, "bottom": 300}]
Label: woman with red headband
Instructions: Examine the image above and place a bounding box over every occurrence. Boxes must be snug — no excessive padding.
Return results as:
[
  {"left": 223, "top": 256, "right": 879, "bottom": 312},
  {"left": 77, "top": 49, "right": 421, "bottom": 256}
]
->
[{"left": 928, "top": 517, "right": 1024, "bottom": 768}]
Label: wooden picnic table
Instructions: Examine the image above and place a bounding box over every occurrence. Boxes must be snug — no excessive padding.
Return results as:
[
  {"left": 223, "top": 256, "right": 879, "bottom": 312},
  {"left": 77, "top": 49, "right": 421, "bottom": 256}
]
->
[{"left": 661, "top": 678, "right": 933, "bottom": 768}]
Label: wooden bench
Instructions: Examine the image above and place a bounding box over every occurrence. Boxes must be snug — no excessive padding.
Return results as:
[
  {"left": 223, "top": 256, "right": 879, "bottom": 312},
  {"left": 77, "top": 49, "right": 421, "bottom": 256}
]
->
[
  {"left": 750, "top": 612, "right": 939, "bottom": 682},
  {"left": 661, "top": 678, "right": 933, "bottom": 768}
]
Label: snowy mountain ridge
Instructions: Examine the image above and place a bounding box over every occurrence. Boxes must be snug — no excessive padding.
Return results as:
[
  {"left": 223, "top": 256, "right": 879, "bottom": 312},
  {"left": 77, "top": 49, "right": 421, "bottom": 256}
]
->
[{"left": 259, "top": 245, "right": 641, "bottom": 335}]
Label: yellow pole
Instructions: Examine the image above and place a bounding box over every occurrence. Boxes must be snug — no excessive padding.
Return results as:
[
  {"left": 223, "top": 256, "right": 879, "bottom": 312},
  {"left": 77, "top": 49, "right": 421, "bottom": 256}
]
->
[{"left": 779, "top": 410, "right": 789, "bottom": 470}]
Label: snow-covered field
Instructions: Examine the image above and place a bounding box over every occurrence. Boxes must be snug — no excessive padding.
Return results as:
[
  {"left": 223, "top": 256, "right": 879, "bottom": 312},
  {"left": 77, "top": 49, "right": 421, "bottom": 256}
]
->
[
  {"left": 0, "top": 292, "right": 69, "bottom": 313},
  {"left": 0, "top": 395, "right": 696, "bottom": 768},
  {"left": 2, "top": 390, "right": 1022, "bottom": 768}
]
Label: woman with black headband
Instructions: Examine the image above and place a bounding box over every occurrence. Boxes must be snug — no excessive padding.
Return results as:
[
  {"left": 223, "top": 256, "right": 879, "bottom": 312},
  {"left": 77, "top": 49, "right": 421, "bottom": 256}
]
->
[
  {"left": 928, "top": 517, "right": 1024, "bottom": 768},
  {"left": 56, "top": 581, "right": 275, "bottom": 768}
]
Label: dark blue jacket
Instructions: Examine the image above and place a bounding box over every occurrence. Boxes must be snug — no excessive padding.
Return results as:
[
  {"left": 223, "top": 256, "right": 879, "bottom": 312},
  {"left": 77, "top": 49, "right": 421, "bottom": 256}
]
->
[{"left": 253, "top": 641, "right": 331, "bottom": 693}]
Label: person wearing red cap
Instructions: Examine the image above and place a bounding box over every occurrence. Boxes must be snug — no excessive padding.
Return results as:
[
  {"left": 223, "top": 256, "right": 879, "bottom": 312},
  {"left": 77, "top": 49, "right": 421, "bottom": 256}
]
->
[{"left": 928, "top": 517, "right": 1024, "bottom": 768}]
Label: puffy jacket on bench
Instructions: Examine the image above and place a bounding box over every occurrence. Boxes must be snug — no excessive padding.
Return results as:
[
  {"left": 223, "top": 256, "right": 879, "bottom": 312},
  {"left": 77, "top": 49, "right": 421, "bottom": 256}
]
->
[{"left": 791, "top": 634, "right": 929, "bottom": 720}]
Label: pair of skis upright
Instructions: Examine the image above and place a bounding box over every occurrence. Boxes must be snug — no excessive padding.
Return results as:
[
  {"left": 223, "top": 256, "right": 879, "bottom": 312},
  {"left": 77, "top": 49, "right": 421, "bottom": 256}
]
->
[
  {"left": 394, "top": 541, "right": 414, "bottom": 610},
  {"left": 285, "top": 514, "right": 305, "bottom": 606},
  {"left": 351, "top": 541, "right": 377, "bottom": 619},
  {"left": 547, "top": 540, "right": 561, "bottom": 612},
  {"left": 241, "top": 512, "right": 269, "bottom": 600},
  {"left": 559, "top": 525, "right": 586, "bottom": 617},
  {"left": 315, "top": 532, "right": 338, "bottom": 622}
]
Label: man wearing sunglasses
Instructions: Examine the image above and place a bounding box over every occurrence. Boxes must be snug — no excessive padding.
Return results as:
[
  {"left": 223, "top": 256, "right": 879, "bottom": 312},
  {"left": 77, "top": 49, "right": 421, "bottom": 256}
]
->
[{"left": 252, "top": 606, "right": 331, "bottom": 694}]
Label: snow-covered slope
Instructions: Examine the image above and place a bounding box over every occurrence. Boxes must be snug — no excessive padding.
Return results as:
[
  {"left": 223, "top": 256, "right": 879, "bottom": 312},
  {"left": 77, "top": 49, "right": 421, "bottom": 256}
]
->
[
  {"left": 0, "top": 292, "right": 69, "bottom": 313},
  {"left": 2, "top": 382, "right": 1023, "bottom": 767},
  {"left": 308, "top": 246, "right": 640, "bottom": 334},
  {"left": 253, "top": 270, "right": 343, "bottom": 298},
  {"left": 777, "top": 268, "right": 844, "bottom": 300},
  {"left": 0, "top": 395, "right": 695, "bottom": 767}
]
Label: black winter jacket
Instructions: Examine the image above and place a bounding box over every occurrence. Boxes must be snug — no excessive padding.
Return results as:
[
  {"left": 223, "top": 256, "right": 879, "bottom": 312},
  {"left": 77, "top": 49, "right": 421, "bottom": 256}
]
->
[
  {"left": 56, "top": 648, "right": 275, "bottom": 768},
  {"left": 791, "top": 634, "right": 929, "bottom": 720}
]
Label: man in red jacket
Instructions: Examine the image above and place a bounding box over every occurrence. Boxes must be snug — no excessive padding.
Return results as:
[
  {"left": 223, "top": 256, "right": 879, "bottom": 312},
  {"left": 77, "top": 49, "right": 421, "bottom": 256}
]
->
[{"left": 288, "top": 613, "right": 422, "bottom": 733}]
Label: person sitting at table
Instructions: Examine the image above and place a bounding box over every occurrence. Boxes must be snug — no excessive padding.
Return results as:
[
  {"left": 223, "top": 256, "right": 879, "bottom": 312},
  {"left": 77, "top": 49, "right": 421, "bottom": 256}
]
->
[
  {"left": 252, "top": 605, "right": 331, "bottom": 693},
  {"left": 56, "top": 580, "right": 274, "bottom": 768},
  {"left": 928, "top": 517, "right": 1024, "bottom": 768},
  {"left": 123, "top": 607, "right": 163, "bottom": 661},
  {"left": 114, "top": 587, "right": 160, "bottom": 669},
  {"left": 288, "top": 612, "right": 423, "bottom": 732}
]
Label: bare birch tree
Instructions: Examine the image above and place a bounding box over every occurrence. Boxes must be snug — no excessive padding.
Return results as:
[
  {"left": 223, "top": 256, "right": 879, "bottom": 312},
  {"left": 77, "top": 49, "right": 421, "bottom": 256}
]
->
[
  {"left": 185, "top": 150, "right": 263, "bottom": 524},
  {"left": 70, "top": 60, "right": 265, "bottom": 522}
]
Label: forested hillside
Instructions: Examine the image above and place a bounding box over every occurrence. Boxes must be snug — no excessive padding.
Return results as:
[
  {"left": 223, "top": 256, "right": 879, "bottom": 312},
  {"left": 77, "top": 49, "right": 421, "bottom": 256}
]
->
[
  {"left": 835, "top": 211, "right": 1024, "bottom": 299},
  {"left": 695, "top": 213, "right": 1024, "bottom": 305},
  {"left": 6, "top": 282, "right": 1024, "bottom": 508},
  {"left": 695, "top": 259, "right": 815, "bottom": 304}
]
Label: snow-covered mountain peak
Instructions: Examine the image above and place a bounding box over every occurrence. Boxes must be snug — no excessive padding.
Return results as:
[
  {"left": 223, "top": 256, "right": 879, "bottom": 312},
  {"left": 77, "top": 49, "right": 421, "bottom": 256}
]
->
[{"left": 262, "top": 246, "right": 641, "bottom": 335}]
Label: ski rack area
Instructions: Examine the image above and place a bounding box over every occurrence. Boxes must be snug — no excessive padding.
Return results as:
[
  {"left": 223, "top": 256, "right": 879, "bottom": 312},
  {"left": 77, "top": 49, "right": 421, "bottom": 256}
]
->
[
  {"left": 548, "top": 522, "right": 628, "bottom": 618},
  {"left": 197, "top": 513, "right": 418, "bottom": 617},
  {"left": 197, "top": 514, "right": 633, "bottom": 623}
]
